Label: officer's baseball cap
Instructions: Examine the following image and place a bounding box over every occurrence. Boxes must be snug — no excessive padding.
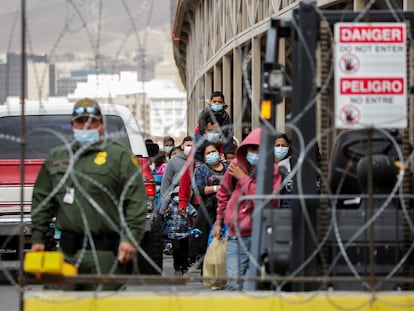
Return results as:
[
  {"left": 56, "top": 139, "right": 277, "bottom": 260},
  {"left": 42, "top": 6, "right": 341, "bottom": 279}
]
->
[{"left": 72, "top": 98, "right": 102, "bottom": 121}]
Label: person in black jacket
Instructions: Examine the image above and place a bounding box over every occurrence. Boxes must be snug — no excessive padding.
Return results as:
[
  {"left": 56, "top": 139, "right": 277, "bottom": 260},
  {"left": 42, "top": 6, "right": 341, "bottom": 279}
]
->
[
  {"left": 198, "top": 91, "right": 230, "bottom": 135},
  {"left": 196, "top": 91, "right": 233, "bottom": 153}
]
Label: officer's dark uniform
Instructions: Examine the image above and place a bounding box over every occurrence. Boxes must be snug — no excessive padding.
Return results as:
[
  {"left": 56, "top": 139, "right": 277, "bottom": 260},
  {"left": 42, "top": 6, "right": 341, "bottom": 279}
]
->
[{"left": 31, "top": 136, "right": 147, "bottom": 290}]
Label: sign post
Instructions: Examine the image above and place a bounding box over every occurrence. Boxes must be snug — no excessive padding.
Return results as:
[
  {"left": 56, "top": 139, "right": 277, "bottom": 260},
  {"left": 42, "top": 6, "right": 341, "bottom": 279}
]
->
[{"left": 335, "top": 23, "right": 407, "bottom": 128}]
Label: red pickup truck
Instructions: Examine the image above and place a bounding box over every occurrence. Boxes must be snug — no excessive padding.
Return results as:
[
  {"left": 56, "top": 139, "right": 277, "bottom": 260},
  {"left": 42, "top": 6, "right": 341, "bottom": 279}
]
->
[{"left": 0, "top": 101, "right": 163, "bottom": 274}]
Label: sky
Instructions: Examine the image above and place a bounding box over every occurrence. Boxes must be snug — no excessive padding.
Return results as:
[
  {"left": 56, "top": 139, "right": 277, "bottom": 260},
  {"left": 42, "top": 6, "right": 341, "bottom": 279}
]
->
[{"left": 0, "top": 0, "right": 172, "bottom": 57}]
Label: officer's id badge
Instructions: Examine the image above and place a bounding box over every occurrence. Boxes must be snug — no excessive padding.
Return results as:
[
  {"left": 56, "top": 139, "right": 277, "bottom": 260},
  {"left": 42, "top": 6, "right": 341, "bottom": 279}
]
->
[
  {"left": 94, "top": 151, "right": 107, "bottom": 165},
  {"left": 63, "top": 187, "right": 75, "bottom": 204},
  {"left": 131, "top": 155, "right": 140, "bottom": 168}
]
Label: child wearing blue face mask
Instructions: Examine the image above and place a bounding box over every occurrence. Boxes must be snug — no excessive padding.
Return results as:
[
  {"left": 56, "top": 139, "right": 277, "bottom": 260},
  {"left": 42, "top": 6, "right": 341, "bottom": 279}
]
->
[
  {"left": 164, "top": 188, "right": 198, "bottom": 276},
  {"left": 196, "top": 91, "right": 233, "bottom": 154},
  {"left": 198, "top": 91, "right": 230, "bottom": 134}
]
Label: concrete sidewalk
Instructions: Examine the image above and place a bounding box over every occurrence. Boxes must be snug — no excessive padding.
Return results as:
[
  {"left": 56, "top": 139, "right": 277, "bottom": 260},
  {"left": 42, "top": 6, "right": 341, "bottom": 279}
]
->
[{"left": 125, "top": 254, "right": 210, "bottom": 292}]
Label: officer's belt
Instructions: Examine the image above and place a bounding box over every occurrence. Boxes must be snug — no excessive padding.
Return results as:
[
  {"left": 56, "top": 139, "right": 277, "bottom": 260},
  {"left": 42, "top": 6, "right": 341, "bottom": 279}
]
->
[{"left": 60, "top": 231, "right": 120, "bottom": 255}]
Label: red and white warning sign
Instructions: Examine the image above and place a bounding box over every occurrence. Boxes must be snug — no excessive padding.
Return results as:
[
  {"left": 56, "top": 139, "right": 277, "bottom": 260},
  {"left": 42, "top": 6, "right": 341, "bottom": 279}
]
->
[
  {"left": 340, "top": 78, "right": 404, "bottom": 95},
  {"left": 335, "top": 23, "right": 407, "bottom": 128}
]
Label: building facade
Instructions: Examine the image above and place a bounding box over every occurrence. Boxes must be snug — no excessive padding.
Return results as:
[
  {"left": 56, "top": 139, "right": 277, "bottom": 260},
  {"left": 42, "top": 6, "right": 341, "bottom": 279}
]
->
[
  {"left": 68, "top": 72, "right": 186, "bottom": 140},
  {"left": 0, "top": 52, "right": 55, "bottom": 104},
  {"left": 172, "top": 0, "right": 414, "bottom": 142}
]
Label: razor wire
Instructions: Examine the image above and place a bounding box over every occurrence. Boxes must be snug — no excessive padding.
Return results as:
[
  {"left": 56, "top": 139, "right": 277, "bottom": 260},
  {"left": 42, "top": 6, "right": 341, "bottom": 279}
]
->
[{"left": 0, "top": 1, "right": 414, "bottom": 309}]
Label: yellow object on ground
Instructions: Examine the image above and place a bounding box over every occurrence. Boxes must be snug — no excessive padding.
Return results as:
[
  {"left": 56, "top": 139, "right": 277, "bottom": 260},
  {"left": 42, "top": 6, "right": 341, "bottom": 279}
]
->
[{"left": 24, "top": 251, "right": 77, "bottom": 276}]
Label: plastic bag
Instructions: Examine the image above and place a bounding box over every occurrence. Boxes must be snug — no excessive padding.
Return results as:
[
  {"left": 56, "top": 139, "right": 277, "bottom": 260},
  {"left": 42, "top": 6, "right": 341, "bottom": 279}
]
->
[{"left": 202, "top": 237, "right": 227, "bottom": 288}]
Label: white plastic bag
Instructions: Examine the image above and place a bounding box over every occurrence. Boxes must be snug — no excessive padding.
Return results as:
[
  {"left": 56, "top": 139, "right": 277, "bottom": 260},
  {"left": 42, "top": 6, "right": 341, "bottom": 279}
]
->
[{"left": 202, "top": 237, "right": 227, "bottom": 288}]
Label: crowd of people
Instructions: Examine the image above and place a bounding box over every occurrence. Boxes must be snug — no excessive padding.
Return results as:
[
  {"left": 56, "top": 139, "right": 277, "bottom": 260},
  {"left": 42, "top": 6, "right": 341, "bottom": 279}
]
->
[
  {"left": 150, "top": 91, "right": 292, "bottom": 290},
  {"left": 31, "top": 92, "right": 293, "bottom": 291}
]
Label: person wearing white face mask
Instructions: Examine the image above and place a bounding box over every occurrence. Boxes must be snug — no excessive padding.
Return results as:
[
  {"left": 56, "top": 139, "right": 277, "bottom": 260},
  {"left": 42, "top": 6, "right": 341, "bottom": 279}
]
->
[
  {"left": 274, "top": 133, "right": 293, "bottom": 209},
  {"left": 175, "top": 119, "right": 224, "bottom": 268},
  {"left": 163, "top": 136, "right": 175, "bottom": 159},
  {"left": 191, "top": 142, "right": 228, "bottom": 272},
  {"left": 196, "top": 91, "right": 233, "bottom": 156},
  {"left": 194, "top": 116, "right": 224, "bottom": 163},
  {"left": 197, "top": 91, "right": 230, "bottom": 136},
  {"left": 70, "top": 100, "right": 104, "bottom": 145},
  {"left": 212, "top": 128, "right": 283, "bottom": 291},
  {"left": 31, "top": 98, "right": 147, "bottom": 290},
  {"left": 160, "top": 136, "right": 194, "bottom": 214},
  {"left": 274, "top": 133, "right": 291, "bottom": 170},
  {"left": 206, "top": 131, "right": 221, "bottom": 144}
]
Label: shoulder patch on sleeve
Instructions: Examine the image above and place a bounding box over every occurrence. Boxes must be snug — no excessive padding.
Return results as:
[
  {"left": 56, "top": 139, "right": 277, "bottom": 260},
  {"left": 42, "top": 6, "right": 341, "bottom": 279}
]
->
[{"left": 94, "top": 151, "right": 107, "bottom": 165}]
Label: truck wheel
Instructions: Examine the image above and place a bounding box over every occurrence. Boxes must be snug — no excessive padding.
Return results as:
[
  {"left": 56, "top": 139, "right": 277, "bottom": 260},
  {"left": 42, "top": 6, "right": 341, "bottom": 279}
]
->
[{"left": 137, "top": 216, "right": 163, "bottom": 274}]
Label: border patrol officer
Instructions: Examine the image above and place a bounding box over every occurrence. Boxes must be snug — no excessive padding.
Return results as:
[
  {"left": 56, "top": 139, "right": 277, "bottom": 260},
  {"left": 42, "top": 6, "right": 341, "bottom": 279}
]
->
[{"left": 31, "top": 98, "right": 147, "bottom": 290}]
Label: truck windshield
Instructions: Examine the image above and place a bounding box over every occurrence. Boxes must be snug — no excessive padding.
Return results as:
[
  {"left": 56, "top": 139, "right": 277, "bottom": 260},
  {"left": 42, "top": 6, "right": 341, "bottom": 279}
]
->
[{"left": 0, "top": 115, "right": 131, "bottom": 159}]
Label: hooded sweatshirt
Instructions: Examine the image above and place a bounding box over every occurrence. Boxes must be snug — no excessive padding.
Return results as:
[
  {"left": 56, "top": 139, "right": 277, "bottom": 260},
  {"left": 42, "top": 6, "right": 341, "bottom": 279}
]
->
[
  {"left": 216, "top": 128, "right": 282, "bottom": 237},
  {"left": 160, "top": 151, "right": 188, "bottom": 212}
]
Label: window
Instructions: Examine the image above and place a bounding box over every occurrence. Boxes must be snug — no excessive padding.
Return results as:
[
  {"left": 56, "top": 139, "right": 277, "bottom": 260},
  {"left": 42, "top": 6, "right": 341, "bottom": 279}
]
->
[{"left": 0, "top": 115, "right": 130, "bottom": 159}]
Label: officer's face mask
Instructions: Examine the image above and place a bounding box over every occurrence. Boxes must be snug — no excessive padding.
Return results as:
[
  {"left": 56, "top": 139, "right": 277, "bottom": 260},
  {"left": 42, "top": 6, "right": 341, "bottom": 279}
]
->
[{"left": 73, "top": 127, "right": 100, "bottom": 145}]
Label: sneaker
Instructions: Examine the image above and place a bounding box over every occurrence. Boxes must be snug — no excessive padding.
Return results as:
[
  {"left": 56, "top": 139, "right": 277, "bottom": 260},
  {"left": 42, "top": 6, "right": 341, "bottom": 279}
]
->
[
  {"left": 163, "top": 243, "right": 173, "bottom": 255},
  {"left": 188, "top": 256, "right": 196, "bottom": 265}
]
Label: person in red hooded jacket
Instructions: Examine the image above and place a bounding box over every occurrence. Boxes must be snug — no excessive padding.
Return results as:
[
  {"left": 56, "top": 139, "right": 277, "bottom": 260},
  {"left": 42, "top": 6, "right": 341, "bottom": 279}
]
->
[{"left": 212, "top": 127, "right": 282, "bottom": 291}]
